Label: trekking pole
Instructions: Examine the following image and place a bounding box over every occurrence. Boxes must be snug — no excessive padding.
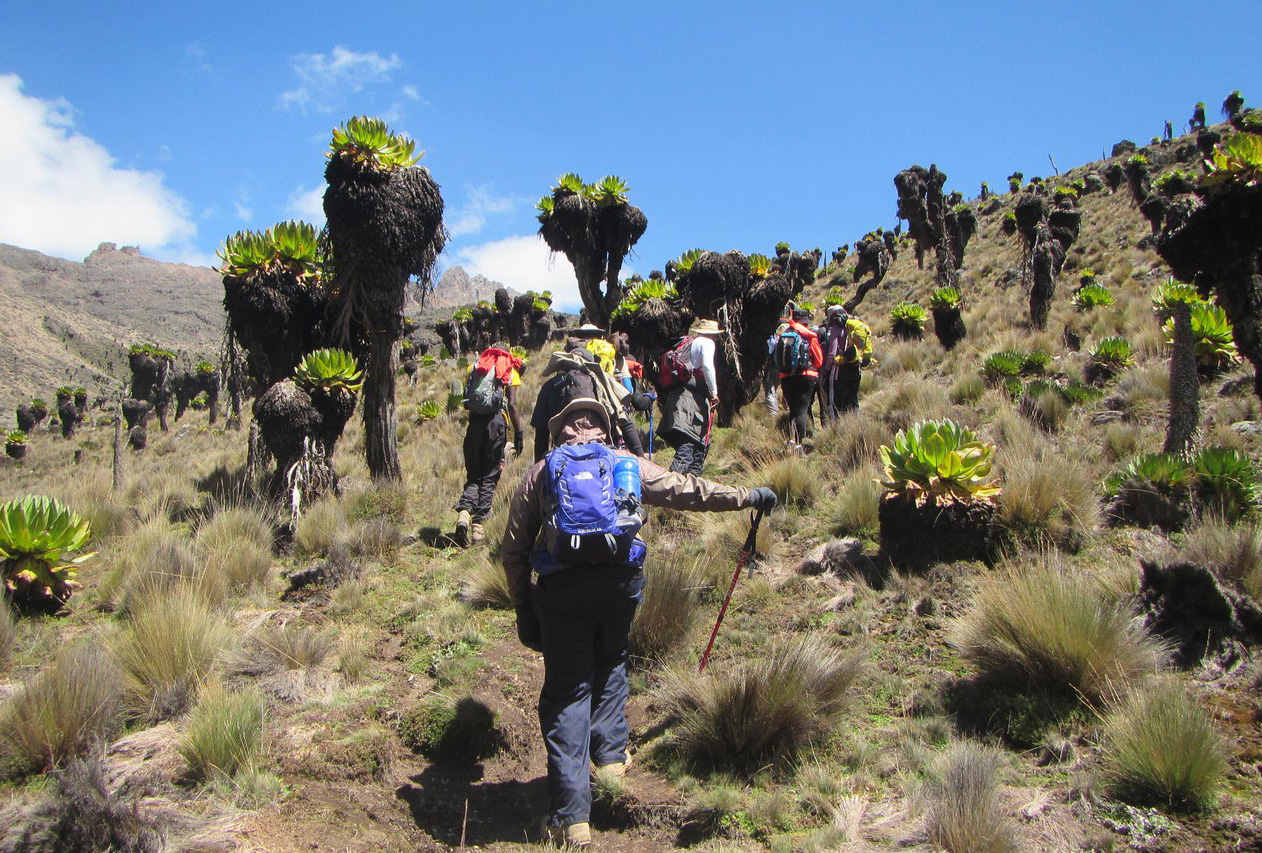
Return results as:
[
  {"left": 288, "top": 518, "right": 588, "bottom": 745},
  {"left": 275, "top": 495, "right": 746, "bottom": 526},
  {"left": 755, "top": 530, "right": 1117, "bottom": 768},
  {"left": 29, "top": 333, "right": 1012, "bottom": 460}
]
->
[
  {"left": 648, "top": 407, "right": 654, "bottom": 458},
  {"left": 698, "top": 507, "right": 765, "bottom": 672}
]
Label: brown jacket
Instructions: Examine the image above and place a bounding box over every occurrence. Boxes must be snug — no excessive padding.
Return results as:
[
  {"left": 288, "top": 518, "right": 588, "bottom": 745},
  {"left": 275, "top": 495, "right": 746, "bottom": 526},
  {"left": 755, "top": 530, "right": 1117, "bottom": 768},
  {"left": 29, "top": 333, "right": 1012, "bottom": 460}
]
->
[{"left": 501, "top": 413, "right": 754, "bottom": 605}]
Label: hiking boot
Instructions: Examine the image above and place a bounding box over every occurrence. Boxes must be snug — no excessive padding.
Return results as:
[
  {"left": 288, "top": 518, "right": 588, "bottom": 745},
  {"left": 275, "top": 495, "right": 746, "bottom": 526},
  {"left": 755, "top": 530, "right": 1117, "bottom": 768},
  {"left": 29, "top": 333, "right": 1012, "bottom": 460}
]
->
[
  {"left": 545, "top": 821, "right": 591, "bottom": 848},
  {"left": 470, "top": 522, "right": 485, "bottom": 545},
  {"left": 454, "top": 510, "right": 471, "bottom": 547},
  {"left": 595, "top": 752, "right": 632, "bottom": 777}
]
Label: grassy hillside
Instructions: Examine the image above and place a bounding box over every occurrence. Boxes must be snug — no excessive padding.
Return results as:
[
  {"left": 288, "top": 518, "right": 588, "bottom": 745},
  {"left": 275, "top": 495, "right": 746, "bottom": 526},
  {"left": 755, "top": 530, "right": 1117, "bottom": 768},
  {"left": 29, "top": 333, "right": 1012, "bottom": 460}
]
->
[{"left": 0, "top": 128, "right": 1260, "bottom": 851}]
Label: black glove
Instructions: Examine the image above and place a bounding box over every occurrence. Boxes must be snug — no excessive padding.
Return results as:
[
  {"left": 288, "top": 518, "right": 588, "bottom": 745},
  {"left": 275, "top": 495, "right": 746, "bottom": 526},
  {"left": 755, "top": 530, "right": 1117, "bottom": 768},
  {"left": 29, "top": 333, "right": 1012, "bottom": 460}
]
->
[
  {"left": 860, "top": 355, "right": 871, "bottom": 368},
  {"left": 844, "top": 345, "right": 858, "bottom": 362},
  {"left": 513, "top": 430, "right": 524, "bottom": 457},
  {"left": 749, "top": 487, "right": 778, "bottom": 513},
  {"left": 515, "top": 603, "right": 542, "bottom": 651}
]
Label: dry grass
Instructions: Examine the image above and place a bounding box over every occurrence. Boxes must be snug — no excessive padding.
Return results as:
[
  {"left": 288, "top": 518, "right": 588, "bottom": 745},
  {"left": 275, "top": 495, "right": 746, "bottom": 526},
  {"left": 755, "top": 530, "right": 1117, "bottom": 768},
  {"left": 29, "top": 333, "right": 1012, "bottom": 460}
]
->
[
  {"left": 293, "top": 496, "right": 347, "bottom": 557},
  {"left": 924, "top": 742, "right": 1015, "bottom": 853},
  {"left": 344, "top": 518, "right": 402, "bottom": 558},
  {"left": 128, "top": 469, "right": 198, "bottom": 523},
  {"left": 457, "top": 551, "right": 513, "bottom": 609},
  {"left": 657, "top": 634, "right": 865, "bottom": 775},
  {"left": 0, "top": 645, "right": 121, "bottom": 778},
  {"left": 337, "top": 629, "right": 372, "bottom": 682},
  {"left": 0, "top": 596, "right": 14, "bottom": 669},
  {"left": 630, "top": 559, "right": 703, "bottom": 667},
  {"left": 113, "top": 586, "right": 229, "bottom": 720},
  {"left": 997, "top": 450, "right": 1099, "bottom": 552},
  {"left": 203, "top": 539, "right": 273, "bottom": 592},
  {"left": 1102, "top": 677, "right": 1227, "bottom": 811},
  {"left": 110, "top": 522, "right": 223, "bottom": 615},
  {"left": 952, "top": 558, "right": 1167, "bottom": 703},
  {"left": 1180, "top": 517, "right": 1262, "bottom": 599},
  {"left": 237, "top": 623, "right": 333, "bottom": 673},
  {"left": 811, "top": 411, "right": 890, "bottom": 471},
  {"left": 197, "top": 505, "right": 274, "bottom": 554},
  {"left": 329, "top": 579, "right": 366, "bottom": 615},
  {"left": 762, "top": 457, "right": 819, "bottom": 509},
  {"left": 950, "top": 374, "right": 987, "bottom": 406},
  {"left": 827, "top": 464, "right": 882, "bottom": 536},
  {"left": 178, "top": 681, "right": 264, "bottom": 780}
]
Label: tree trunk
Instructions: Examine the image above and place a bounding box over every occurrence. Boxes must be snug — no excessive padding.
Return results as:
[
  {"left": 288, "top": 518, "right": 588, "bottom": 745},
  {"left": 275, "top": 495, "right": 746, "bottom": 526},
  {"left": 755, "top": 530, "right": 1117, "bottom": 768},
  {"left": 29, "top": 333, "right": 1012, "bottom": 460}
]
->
[
  {"left": 112, "top": 399, "right": 124, "bottom": 494},
  {"left": 1163, "top": 300, "right": 1200, "bottom": 458},
  {"left": 363, "top": 332, "right": 401, "bottom": 480}
]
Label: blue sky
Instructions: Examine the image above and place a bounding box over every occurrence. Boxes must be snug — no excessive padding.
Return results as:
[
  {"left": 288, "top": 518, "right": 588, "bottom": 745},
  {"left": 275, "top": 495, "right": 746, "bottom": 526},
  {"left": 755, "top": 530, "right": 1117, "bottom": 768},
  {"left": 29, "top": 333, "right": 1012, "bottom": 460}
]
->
[{"left": 0, "top": 2, "right": 1257, "bottom": 312}]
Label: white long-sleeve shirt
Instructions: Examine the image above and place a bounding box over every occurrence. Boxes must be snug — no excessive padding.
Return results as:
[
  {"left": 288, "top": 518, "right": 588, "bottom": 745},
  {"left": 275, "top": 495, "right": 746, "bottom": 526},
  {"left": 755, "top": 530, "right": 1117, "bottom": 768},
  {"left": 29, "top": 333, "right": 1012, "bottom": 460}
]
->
[{"left": 689, "top": 335, "right": 718, "bottom": 399}]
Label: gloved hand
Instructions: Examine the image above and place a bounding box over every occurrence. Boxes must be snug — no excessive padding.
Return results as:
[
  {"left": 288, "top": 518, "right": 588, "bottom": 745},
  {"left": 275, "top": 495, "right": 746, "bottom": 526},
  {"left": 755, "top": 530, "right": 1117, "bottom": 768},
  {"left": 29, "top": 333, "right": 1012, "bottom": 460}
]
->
[
  {"left": 644, "top": 391, "right": 658, "bottom": 403},
  {"left": 861, "top": 355, "right": 872, "bottom": 368},
  {"left": 844, "top": 345, "right": 858, "bottom": 362},
  {"left": 515, "top": 603, "right": 542, "bottom": 651},
  {"left": 513, "top": 430, "right": 524, "bottom": 457},
  {"left": 749, "top": 487, "right": 778, "bottom": 513}
]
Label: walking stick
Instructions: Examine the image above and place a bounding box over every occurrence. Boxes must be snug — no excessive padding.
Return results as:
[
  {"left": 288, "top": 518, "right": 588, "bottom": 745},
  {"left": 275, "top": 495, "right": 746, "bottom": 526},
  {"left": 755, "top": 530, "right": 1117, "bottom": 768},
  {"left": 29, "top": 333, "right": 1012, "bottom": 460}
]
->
[
  {"left": 698, "top": 507, "right": 765, "bottom": 672},
  {"left": 648, "top": 407, "right": 654, "bottom": 458}
]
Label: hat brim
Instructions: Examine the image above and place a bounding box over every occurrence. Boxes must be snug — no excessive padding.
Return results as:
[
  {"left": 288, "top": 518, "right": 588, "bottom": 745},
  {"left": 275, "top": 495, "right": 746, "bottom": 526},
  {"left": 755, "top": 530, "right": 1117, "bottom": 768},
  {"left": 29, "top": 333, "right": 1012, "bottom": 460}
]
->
[{"left": 547, "top": 397, "right": 611, "bottom": 442}]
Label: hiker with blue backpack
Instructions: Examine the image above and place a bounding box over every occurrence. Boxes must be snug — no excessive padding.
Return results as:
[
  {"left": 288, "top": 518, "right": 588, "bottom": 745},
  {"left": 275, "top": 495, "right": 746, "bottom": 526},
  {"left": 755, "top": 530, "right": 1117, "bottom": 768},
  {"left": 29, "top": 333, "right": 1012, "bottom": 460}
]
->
[
  {"left": 774, "top": 306, "right": 825, "bottom": 451},
  {"left": 454, "top": 344, "right": 524, "bottom": 547},
  {"left": 501, "top": 396, "right": 778, "bottom": 847}
]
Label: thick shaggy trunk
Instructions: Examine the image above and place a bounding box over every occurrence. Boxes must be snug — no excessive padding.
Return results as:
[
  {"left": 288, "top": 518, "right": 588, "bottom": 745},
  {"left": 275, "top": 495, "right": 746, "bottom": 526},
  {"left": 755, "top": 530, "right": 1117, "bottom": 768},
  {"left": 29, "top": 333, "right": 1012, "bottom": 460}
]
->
[
  {"left": 1163, "top": 301, "right": 1200, "bottom": 457},
  {"left": 363, "top": 332, "right": 401, "bottom": 481}
]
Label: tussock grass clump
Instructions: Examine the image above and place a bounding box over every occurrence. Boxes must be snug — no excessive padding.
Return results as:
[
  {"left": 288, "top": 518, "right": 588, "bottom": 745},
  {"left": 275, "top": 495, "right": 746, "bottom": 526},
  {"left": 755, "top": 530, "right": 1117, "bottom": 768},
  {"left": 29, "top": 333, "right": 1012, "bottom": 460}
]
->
[
  {"left": 828, "top": 464, "right": 881, "bottom": 536},
  {"left": 197, "top": 505, "right": 273, "bottom": 555},
  {"left": 237, "top": 623, "right": 333, "bottom": 673},
  {"left": 108, "top": 522, "right": 222, "bottom": 615},
  {"left": 630, "top": 559, "right": 703, "bottom": 667},
  {"left": 950, "top": 374, "right": 987, "bottom": 405},
  {"left": 0, "top": 645, "right": 121, "bottom": 778},
  {"left": 346, "top": 480, "right": 409, "bottom": 526},
  {"left": 114, "top": 587, "right": 229, "bottom": 720},
  {"left": 762, "top": 457, "right": 819, "bottom": 508},
  {"left": 329, "top": 579, "right": 366, "bottom": 615},
  {"left": 925, "top": 742, "right": 1015, "bottom": 853},
  {"left": 178, "top": 681, "right": 264, "bottom": 781},
  {"left": 345, "top": 518, "right": 402, "bottom": 557},
  {"left": 203, "top": 539, "right": 272, "bottom": 592},
  {"left": 293, "top": 497, "right": 346, "bottom": 556},
  {"left": 952, "top": 560, "right": 1167, "bottom": 703},
  {"left": 457, "top": 552, "right": 513, "bottom": 609},
  {"left": 1180, "top": 517, "right": 1262, "bottom": 599},
  {"left": 337, "top": 629, "right": 372, "bottom": 682},
  {"left": 657, "top": 634, "right": 865, "bottom": 775},
  {"left": 129, "top": 470, "right": 198, "bottom": 523},
  {"left": 998, "top": 451, "right": 1098, "bottom": 551},
  {"left": 812, "top": 412, "right": 889, "bottom": 471},
  {"left": 1102, "top": 678, "right": 1227, "bottom": 811}
]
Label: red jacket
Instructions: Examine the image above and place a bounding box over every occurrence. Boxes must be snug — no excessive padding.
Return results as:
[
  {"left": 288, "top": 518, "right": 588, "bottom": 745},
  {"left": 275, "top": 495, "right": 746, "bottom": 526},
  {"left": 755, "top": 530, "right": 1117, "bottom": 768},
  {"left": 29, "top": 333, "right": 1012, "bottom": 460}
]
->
[{"left": 777, "top": 320, "right": 825, "bottom": 380}]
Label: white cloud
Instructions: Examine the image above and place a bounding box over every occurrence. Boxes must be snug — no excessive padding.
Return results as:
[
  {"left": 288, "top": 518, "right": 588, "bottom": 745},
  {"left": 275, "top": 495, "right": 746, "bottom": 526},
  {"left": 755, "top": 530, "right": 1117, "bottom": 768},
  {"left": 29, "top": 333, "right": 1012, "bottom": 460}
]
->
[
  {"left": 285, "top": 185, "right": 326, "bottom": 226},
  {"left": 447, "top": 185, "right": 518, "bottom": 238},
  {"left": 0, "top": 73, "right": 196, "bottom": 261},
  {"left": 279, "top": 45, "right": 402, "bottom": 114},
  {"left": 234, "top": 201, "right": 252, "bottom": 222},
  {"left": 186, "top": 43, "right": 212, "bottom": 73},
  {"left": 401, "top": 84, "right": 420, "bottom": 101},
  {"left": 454, "top": 235, "right": 582, "bottom": 311}
]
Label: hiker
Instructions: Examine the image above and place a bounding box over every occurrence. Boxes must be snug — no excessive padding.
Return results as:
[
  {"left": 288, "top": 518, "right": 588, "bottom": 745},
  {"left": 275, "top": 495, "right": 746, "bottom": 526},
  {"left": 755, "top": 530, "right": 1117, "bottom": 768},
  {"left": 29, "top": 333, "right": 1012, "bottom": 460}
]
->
[
  {"left": 819, "top": 305, "right": 873, "bottom": 419},
  {"left": 454, "top": 344, "right": 523, "bottom": 547},
  {"left": 656, "top": 318, "right": 722, "bottom": 475},
  {"left": 611, "top": 331, "right": 656, "bottom": 449},
  {"left": 774, "top": 307, "right": 824, "bottom": 449},
  {"left": 1190, "top": 101, "right": 1206, "bottom": 131},
  {"left": 530, "top": 341, "right": 646, "bottom": 462},
  {"left": 502, "top": 397, "right": 778, "bottom": 848}
]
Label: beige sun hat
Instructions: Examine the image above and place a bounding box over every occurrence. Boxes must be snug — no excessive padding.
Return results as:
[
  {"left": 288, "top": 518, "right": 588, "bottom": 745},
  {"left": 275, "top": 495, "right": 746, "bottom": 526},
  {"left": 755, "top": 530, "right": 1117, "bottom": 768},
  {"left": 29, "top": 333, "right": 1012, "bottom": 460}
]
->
[
  {"left": 689, "top": 318, "right": 722, "bottom": 336},
  {"left": 548, "top": 397, "right": 612, "bottom": 442},
  {"left": 572, "top": 323, "right": 606, "bottom": 338}
]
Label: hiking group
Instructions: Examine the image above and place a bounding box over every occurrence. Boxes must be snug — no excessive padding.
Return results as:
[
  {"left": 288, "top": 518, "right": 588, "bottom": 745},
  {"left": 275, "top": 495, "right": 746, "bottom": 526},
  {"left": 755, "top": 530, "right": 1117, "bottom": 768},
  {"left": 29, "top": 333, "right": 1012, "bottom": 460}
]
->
[{"left": 449, "top": 301, "right": 873, "bottom": 846}]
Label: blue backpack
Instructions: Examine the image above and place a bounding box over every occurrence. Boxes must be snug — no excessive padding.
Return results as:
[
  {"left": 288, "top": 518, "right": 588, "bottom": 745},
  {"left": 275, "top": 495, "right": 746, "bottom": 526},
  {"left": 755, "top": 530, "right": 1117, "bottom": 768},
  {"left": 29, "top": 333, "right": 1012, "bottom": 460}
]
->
[
  {"left": 530, "top": 443, "right": 646, "bottom": 576},
  {"left": 774, "top": 327, "right": 811, "bottom": 374}
]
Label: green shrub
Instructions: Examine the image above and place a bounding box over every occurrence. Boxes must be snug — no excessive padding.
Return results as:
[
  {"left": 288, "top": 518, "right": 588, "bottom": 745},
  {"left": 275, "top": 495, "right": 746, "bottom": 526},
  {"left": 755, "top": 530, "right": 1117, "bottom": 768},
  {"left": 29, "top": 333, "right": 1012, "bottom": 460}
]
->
[
  {"left": 1073, "top": 283, "right": 1114, "bottom": 310},
  {"left": 930, "top": 287, "right": 962, "bottom": 311},
  {"left": 0, "top": 495, "right": 92, "bottom": 607},
  {"left": 1091, "top": 336, "right": 1134, "bottom": 369},
  {"left": 879, "top": 419, "right": 1000, "bottom": 504},
  {"left": 178, "top": 682, "right": 264, "bottom": 780},
  {"left": 952, "top": 561, "right": 1167, "bottom": 703},
  {"left": 1181, "top": 518, "right": 1262, "bottom": 599},
  {"left": 1021, "top": 349, "right": 1051, "bottom": 376},
  {"left": 981, "top": 350, "right": 1024, "bottom": 385},
  {"left": 1193, "top": 447, "right": 1259, "bottom": 521},
  {"left": 294, "top": 348, "right": 363, "bottom": 395},
  {"left": 1163, "top": 302, "right": 1241, "bottom": 373},
  {"left": 1151, "top": 279, "right": 1203, "bottom": 322},
  {"left": 1102, "top": 678, "right": 1226, "bottom": 811},
  {"left": 889, "top": 302, "right": 928, "bottom": 336},
  {"left": 0, "top": 646, "right": 121, "bottom": 778},
  {"left": 657, "top": 634, "right": 865, "bottom": 775},
  {"left": 398, "top": 695, "right": 502, "bottom": 761},
  {"left": 1105, "top": 453, "right": 1195, "bottom": 498},
  {"left": 925, "top": 742, "right": 1015, "bottom": 853},
  {"left": 949, "top": 374, "right": 986, "bottom": 405},
  {"left": 417, "top": 400, "right": 442, "bottom": 420}
]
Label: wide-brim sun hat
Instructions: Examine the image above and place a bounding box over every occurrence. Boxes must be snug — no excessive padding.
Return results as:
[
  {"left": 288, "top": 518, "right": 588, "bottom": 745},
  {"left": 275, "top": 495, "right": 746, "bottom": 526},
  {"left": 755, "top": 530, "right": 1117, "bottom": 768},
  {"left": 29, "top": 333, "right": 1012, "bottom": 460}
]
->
[
  {"left": 572, "top": 323, "right": 606, "bottom": 337},
  {"left": 548, "top": 397, "right": 612, "bottom": 442},
  {"left": 689, "top": 318, "right": 722, "bottom": 336}
]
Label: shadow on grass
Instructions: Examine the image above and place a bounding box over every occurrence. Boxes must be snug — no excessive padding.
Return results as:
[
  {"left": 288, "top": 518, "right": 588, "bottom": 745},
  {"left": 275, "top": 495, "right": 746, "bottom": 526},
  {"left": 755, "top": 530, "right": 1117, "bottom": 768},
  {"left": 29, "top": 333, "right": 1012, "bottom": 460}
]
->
[{"left": 396, "top": 764, "right": 547, "bottom": 846}]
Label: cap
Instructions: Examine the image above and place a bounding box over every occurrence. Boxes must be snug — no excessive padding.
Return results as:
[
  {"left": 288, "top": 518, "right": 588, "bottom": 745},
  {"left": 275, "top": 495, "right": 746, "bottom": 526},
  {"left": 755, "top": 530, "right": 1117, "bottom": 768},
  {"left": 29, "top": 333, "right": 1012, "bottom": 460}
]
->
[{"left": 548, "top": 397, "right": 611, "bottom": 442}]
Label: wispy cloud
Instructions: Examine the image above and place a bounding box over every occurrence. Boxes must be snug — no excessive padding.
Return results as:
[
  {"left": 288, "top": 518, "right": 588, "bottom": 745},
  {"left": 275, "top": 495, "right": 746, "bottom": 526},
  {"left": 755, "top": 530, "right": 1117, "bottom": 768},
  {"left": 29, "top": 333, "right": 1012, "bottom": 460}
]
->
[
  {"left": 186, "top": 42, "right": 212, "bottom": 73},
  {"left": 285, "top": 185, "right": 326, "bottom": 226},
  {"left": 279, "top": 45, "right": 402, "bottom": 114},
  {"left": 454, "top": 235, "right": 581, "bottom": 311},
  {"left": 401, "top": 84, "right": 420, "bottom": 101},
  {"left": 447, "top": 185, "right": 519, "bottom": 238},
  {"left": 0, "top": 73, "right": 196, "bottom": 261}
]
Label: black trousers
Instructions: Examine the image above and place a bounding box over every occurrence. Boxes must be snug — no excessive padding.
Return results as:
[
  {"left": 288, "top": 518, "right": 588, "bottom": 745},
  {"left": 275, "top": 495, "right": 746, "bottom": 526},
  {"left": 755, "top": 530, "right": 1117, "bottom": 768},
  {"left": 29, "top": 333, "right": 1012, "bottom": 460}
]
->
[
  {"left": 835, "top": 364, "right": 861, "bottom": 413},
  {"left": 456, "top": 414, "right": 506, "bottom": 521},
  {"left": 667, "top": 436, "right": 709, "bottom": 476},
  {"left": 781, "top": 375, "right": 818, "bottom": 443}
]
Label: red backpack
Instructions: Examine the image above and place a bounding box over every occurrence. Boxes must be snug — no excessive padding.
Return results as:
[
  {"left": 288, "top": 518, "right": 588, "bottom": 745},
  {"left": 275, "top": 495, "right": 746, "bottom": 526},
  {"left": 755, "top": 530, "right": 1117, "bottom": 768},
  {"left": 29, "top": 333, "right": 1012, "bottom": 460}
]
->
[{"left": 657, "top": 337, "right": 694, "bottom": 390}]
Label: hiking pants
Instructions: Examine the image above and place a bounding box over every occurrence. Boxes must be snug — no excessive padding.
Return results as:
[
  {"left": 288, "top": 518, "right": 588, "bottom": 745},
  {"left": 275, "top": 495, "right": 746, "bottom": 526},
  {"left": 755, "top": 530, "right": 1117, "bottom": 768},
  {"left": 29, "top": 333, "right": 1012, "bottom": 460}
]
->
[
  {"left": 456, "top": 413, "right": 505, "bottom": 521},
  {"left": 781, "top": 375, "right": 818, "bottom": 444},
  {"left": 835, "top": 363, "right": 862, "bottom": 413},
  {"left": 532, "top": 567, "right": 645, "bottom": 827},
  {"left": 762, "top": 359, "right": 780, "bottom": 414},
  {"left": 667, "top": 436, "right": 709, "bottom": 476}
]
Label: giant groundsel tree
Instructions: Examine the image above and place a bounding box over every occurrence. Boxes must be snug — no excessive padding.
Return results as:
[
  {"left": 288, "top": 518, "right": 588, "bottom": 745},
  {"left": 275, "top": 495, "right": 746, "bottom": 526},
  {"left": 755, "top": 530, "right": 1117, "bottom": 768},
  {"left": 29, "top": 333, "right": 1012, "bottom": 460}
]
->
[{"left": 323, "top": 116, "right": 446, "bottom": 481}]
